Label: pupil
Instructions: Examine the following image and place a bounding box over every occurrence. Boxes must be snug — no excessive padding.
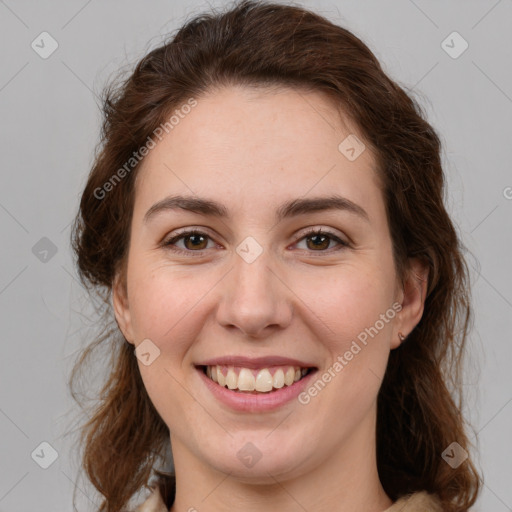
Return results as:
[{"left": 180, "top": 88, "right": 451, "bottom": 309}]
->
[
  {"left": 186, "top": 234, "right": 206, "bottom": 249},
  {"left": 309, "top": 234, "right": 328, "bottom": 250}
]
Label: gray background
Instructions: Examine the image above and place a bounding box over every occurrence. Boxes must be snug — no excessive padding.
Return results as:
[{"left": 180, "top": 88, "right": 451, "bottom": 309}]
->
[{"left": 1, "top": 0, "right": 511, "bottom": 510}]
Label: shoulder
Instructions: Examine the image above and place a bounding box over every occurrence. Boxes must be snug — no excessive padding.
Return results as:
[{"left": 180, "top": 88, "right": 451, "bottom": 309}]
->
[
  {"left": 384, "top": 491, "right": 443, "bottom": 511},
  {"left": 133, "top": 485, "right": 168, "bottom": 512}
]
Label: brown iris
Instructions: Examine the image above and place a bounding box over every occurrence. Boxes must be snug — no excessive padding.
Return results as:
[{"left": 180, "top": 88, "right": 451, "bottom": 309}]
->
[
  {"left": 306, "top": 233, "right": 330, "bottom": 250},
  {"left": 183, "top": 233, "right": 209, "bottom": 250}
]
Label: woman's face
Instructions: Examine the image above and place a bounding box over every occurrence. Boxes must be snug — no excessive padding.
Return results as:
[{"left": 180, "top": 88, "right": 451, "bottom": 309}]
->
[{"left": 113, "top": 85, "right": 424, "bottom": 484}]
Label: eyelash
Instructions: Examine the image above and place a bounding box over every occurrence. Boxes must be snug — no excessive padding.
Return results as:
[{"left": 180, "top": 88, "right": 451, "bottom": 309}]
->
[{"left": 162, "top": 228, "right": 349, "bottom": 256}]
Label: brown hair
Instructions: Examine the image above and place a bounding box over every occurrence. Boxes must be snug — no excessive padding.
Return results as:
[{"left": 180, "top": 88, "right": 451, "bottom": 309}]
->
[{"left": 69, "top": 1, "right": 482, "bottom": 510}]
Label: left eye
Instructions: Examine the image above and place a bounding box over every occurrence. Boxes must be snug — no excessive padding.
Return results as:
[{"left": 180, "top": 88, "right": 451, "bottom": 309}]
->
[
  {"left": 294, "top": 229, "right": 348, "bottom": 252},
  {"left": 162, "top": 228, "right": 348, "bottom": 254}
]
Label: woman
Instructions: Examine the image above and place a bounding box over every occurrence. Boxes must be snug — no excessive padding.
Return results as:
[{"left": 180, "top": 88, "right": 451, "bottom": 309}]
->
[{"left": 70, "top": 1, "right": 481, "bottom": 511}]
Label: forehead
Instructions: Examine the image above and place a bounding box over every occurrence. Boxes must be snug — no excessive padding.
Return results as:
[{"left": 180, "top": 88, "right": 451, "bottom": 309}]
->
[{"left": 133, "top": 85, "right": 382, "bottom": 219}]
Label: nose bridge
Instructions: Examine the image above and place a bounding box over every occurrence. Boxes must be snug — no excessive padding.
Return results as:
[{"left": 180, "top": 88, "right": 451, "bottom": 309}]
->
[{"left": 216, "top": 241, "right": 291, "bottom": 337}]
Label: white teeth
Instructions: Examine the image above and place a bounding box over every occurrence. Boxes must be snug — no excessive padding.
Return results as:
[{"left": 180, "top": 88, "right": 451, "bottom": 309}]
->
[
  {"left": 217, "top": 367, "right": 226, "bottom": 387},
  {"left": 238, "top": 368, "right": 256, "bottom": 391},
  {"left": 226, "top": 368, "right": 238, "bottom": 389},
  {"left": 273, "top": 369, "right": 285, "bottom": 389},
  {"left": 255, "top": 369, "right": 273, "bottom": 392},
  {"left": 204, "top": 365, "right": 310, "bottom": 392},
  {"left": 284, "top": 367, "right": 295, "bottom": 386}
]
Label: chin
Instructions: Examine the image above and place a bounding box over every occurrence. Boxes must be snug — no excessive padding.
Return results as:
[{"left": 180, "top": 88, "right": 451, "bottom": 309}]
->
[{"left": 204, "top": 438, "right": 313, "bottom": 483}]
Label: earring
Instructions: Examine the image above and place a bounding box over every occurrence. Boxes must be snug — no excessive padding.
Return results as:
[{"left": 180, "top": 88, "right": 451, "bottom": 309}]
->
[{"left": 398, "top": 332, "right": 406, "bottom": 342}]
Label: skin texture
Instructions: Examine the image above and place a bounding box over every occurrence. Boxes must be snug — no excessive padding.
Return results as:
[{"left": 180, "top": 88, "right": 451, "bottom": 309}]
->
[{"left": 113, "top": 85, "right": 428, "bottom": 512}]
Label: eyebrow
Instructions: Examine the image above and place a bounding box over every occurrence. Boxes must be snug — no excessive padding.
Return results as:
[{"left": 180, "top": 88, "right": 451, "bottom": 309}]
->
[{"left": 143, "top": 194, "right": 370, "bottom": 224}]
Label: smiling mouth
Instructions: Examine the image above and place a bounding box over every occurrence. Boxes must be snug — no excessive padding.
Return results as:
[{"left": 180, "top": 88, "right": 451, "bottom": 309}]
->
[{"left": 197, "top": 364, "right": 317, "bottom": 394}]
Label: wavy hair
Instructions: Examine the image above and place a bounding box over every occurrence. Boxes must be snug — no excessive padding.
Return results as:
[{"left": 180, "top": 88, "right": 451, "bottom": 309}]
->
[{"left": 69, "top": 1, "right": 482, "bottom": 510}]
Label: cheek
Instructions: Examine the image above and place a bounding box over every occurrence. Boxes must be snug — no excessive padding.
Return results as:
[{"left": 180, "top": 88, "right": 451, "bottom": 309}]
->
[
  {"left": 297, "top": 266, "right": 394, "bottom": 344},
  {"left": 127, "top": 261, "right": 207, "bottom": 339}
]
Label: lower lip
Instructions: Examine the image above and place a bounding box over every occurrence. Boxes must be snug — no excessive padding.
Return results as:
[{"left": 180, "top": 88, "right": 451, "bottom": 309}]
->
[{"left": 196, "top": 366, "right": 318, "bottom": 413}]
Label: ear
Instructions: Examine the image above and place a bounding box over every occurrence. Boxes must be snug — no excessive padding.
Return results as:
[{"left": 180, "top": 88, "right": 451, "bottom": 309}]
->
[
  {"left": 391, "top": 257, "right": 429, "bottom": 349},
  {"left": 112, "top": 271, "right": 135, "bottom": 345}
]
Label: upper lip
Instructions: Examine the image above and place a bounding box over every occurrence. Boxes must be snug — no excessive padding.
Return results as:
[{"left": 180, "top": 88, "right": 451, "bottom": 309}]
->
[{"left": 195, "top": 356, "right": 317, "bottom": 369}]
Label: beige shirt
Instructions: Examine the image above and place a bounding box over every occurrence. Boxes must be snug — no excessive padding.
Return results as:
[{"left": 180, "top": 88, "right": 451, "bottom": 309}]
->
[{"left": 135, "top": 485, "right": 443, "bottom": 512}]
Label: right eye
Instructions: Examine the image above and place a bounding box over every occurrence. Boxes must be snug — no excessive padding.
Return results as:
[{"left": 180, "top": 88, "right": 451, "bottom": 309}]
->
[{"left": 162, "top": 229, "right": 218, "bottom": 255}]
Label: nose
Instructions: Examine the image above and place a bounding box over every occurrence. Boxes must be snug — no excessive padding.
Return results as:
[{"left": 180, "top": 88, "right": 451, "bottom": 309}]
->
[{"left": 215, "top": 249, "right": 293, "bottom": 339}]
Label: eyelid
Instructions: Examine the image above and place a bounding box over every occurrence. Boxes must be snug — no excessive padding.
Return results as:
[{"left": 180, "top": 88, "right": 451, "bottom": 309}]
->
[{"left": 294, "top": 226, "right": 348, "bottom": 243}]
